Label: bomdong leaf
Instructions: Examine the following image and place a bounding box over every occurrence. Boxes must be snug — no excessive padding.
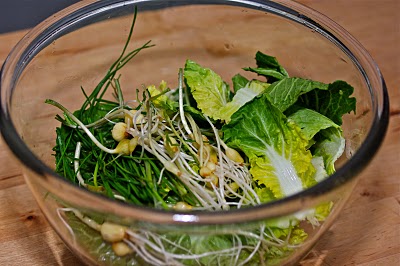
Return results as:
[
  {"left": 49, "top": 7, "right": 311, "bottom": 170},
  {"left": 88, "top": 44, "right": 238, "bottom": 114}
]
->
[
  {"left": 184, "top": 60, "right": 230, "bottom": 120},
  {"left": 222, "top": 94, "right": 316, "bottom": 200},
  {"left": 232, "top": 73, "right": 249, "bottom": 93},
  {"left": 244, "top": 51, "right": 289, "bottom": 82},
  {"left": 215, "top": 80, "right": 270, "bottom": 123},
  {"left": 313, "top": 127, "right": 345, "bottom": 175},
  {"left": 266, "top": 77, "right": 329, "bottom": 112},
  {"left": 287, "top": 108, "right": 339, "bottom": 141},
  {"left": 295, "top": 80, "right": 356, "bottom": 125}
]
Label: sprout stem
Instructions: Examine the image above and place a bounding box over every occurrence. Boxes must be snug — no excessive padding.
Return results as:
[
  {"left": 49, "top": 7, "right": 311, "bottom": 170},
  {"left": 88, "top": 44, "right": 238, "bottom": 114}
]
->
[
  {"left": 178, "top": 68, "right": 192, "bottom": 135},
  {"left": 45, "top": 99, "right": 118, "bottom": 154},
  {"left": 73, "top": 142, "right": 86, "bottom": 187}
]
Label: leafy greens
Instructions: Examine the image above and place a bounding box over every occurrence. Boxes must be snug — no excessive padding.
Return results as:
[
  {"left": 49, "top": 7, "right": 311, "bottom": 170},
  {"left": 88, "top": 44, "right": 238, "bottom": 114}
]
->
[{"left": 48, "top": 28, "right": 356, "bottom": 265}]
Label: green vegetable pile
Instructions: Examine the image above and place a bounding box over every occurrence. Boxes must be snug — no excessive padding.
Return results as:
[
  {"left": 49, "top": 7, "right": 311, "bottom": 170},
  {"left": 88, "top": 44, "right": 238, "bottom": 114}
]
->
[{"left": 47, "top": 10, "right": 356, "bottom": 266}]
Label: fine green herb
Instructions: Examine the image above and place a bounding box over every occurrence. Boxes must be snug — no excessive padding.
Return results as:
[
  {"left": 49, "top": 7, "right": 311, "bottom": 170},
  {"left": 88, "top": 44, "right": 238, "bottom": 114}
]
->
[{"left": 47, "top": 9, "right": 356, "bottom": 266}]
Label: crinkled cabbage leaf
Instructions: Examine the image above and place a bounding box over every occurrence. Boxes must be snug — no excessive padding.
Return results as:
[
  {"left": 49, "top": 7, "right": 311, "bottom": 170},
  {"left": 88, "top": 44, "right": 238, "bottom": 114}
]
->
[
  {"left": 185, "top": 60, "right": 269, "bottom": 122},
  {"left": 222, "top": 94, "right": 316, "bottom": 199},
  {"left": 184, "top": 60, "right": 230, "bottom": 120}
]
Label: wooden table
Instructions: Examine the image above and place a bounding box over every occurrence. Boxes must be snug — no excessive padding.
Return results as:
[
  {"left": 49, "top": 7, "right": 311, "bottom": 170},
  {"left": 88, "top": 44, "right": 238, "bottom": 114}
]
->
[{"left": 0, "top": 1, "right": 398, "bottom": 265}]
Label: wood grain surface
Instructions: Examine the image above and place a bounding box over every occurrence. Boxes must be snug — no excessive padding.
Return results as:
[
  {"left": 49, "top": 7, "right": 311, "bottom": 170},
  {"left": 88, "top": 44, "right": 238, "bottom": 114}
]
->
[{"left": 0, "top": 1, "right": 399, "bottom": 265}]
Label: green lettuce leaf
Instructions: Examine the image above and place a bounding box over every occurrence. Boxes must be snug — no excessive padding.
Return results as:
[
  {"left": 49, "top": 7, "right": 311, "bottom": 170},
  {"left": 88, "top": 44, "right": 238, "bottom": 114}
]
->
[
  {"left": 313, "top": 127, "right": 345, "bottom": 175},
  {"left": 289, "top": 227, "right": 309, "bottom": 245},
  {"left": 311, "top": 156, "right": 328, "bottom": 182},
  {"left": 265, "top": 78, "right": 329, "bottom": 112},
  {"left": 147, "top": 81, "right": 178, "bottom": 112},
  {"left": 185, "top": 60, "right": 269, "bottom": 122},
  {"left": 254, "top": 186, "right": 275, "bottom": 203},
  {"left": 288, "top": 108, "right": 345, "bottom": 177},
  {"left": 264, "top": 226, "right": 308, "bottom": 265},
  {"left": 184, "top": 60, "right": 230, "bottom": 120},
  {"left": 244, "top": 51, "right": 289, "bottom": 82},
  {"left": 215, "top": 80, "right": 270, "bottom": 123},
  {"left": 315, "top": 201, "right": 334, "bottom": 221},
  {"left": 232, "top": 73, "right": 249, "bottom": 93},
  {"left": 222, "top": 94, "right": 316, "bottom": 199},
  {"left": 295, "top": 80, "right": 356, "bottom": 125},
  {"left": 287, "top": 108, "right": 339, "bottom": 140},
  {"left": 170, "top": 233, "right": 261, "bottom": 265}
]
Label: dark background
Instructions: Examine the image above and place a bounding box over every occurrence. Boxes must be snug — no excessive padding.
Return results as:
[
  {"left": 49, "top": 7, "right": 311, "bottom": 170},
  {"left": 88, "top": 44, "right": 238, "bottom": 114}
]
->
[{"left": 0, "top": 0, "right": 80, "bottom": 33}]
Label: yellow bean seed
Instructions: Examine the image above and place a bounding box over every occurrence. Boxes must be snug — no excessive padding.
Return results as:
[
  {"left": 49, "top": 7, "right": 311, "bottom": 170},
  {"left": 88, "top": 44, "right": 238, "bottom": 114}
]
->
[
  {"left": 86, "top": 185, "right": 105, "bottom": 193},
  {"left": 202, "top": 144, "right": 218, "bottom": 164},
  {"left": 112, "top": 241, "right": 133, "bottom": 256},
  {"left": 206, "top": 173, "right": 219, "bottom": 188},
  {"left": 115, "top": 139, "right": 130, "bottom": 155},
  {"left": 209, "top": 152, "right": 218, "bottom": 164},
  {"left": 100, "top": 222, "right": 126, "bottom": 242},
  {"left": 111, "top": 122, "right": 127, "bottom": 142},
  {"left": 164, "top": 136, "right": 179, "bottom": 154},
  {"left": 200, "top": 166, "right": 212, "bottom": 177},
  {"left": 174, "top": 201, "right": 193, "bottom": 211},
  {"left": 229, "top": 182, "right": 240, "bottom": 193},
  {"left": 124, "top": 110, "right": 136, "bottom": 124},
  {"left": 125, "top": 110, "right": 145, "bottom": 126},
  {"left": 206, "top": 161, "right": 216, "bottom": 172},
  {"left": 225, "top": 147, "right": 244, "bottom": 164}
]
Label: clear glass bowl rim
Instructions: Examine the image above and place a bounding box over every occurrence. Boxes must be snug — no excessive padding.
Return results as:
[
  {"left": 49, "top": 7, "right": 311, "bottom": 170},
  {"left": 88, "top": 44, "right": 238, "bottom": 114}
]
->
[{"left": 0, "top": 0, "right": 390, "bottom": 225}]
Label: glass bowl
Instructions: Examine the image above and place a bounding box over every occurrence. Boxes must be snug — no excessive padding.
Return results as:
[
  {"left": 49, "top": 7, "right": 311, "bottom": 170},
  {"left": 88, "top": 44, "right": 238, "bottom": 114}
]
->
[{"left": 0, "top": 0, "right": 389, "bottom": 265}]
